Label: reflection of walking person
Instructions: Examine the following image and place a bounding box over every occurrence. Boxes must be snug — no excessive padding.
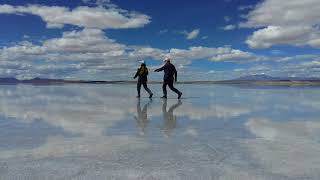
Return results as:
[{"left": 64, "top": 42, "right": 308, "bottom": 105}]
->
[
  {"left": 134, "top": 99, "right": 152, "bottom": 136},
  {"left": 155, "top": 58, "right": 182, "bottom": 99},
  {"left": 162, "top": 99, "right": 182, "bottom": 137},
  {"left": 133, "top": 61, "right": 153, "bottom": 98}
]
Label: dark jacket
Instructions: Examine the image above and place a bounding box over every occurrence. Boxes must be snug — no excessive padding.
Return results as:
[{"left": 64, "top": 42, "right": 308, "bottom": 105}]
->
[
  {"left": 155, "top": 62, "right": 177, "bottom": 81},
  {"left": 134, "top": 66, "right": 149, "bottom": 82}
]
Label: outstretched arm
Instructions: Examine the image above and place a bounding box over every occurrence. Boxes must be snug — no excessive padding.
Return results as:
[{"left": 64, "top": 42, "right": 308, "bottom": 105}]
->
[
  {"left": 133, "top": 68, "right": 139, "bottom": 79},
  {"left": 155, "top": 65, "right": 165, "bottom": 72}
]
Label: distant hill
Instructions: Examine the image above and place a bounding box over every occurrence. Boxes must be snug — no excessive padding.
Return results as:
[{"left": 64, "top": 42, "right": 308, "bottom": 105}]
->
[
  {"left": 0, "top": 77, "right": 66, "bottom": 85},
  {"left": 0, "top": 77, "right": 20, "bottom": 84},
  {"left": 0, "top": 77, "right": 134, "bottom": 85},
  {"left": 233, "top": 74, "right": 320, "bottom": 81},
  {"left": 234, "top": 74, "right": 279, "bottom": 81},
  {"left": 1, "top": 76, "right": 320, "bottom": 86}
]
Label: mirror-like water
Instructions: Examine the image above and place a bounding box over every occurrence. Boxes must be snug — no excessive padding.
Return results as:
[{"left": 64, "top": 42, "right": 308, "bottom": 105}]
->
[{"left": 0, "top": 84, "right": 320, "bottom": 180}]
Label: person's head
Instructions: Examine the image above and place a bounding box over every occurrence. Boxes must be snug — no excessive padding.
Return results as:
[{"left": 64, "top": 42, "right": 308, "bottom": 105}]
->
[
  {"left": 163, "top": 57, "right": 171, "bottom": 63},
  {"left": 139, "top": 60, "right": 146, "bottom": 67}
]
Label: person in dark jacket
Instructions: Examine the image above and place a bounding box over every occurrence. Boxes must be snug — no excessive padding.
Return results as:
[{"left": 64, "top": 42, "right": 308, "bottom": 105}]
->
[
  {"left": 134, "top": 61, "right": 153, "bottom": 98},
  {"left": 154, "top": 58, "right": 182, "bottom": 99}
]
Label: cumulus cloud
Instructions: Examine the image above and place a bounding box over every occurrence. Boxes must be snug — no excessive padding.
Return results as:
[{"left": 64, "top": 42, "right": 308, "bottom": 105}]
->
[
  {"left": 246, "top": 26, "right": 320, "bottom": 49},
  {"left": 168, "top": 46, "right": 260, "bottom": 62},
  {"left": 43, "top": 28, "right": 126, "bottom": 54},
  {"left": 241, "top": 0, "right": 320, "bottom": 48},
  {"left": 221, "top": 25, "right": 236, "bottom": 31},
  {"left": 179, "top": 29, "right": 200, "bottom": 40},
  {"left": 0, "top": 4, "right": 151, "bottom": 29},
  {"left": 0, "top": 27, "right": 262, "bottom": 79},
  {"left": 187, "top": 29, "right": 200, "bottom": 39}
]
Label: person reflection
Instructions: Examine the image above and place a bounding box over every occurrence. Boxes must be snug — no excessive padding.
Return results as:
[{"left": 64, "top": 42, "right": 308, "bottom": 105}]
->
[
  {"left": 134, "top": 99, "right": 152, "bottom": 136},
  {"left": 162, "top": 99, "right": 182, "bottom": 137}
]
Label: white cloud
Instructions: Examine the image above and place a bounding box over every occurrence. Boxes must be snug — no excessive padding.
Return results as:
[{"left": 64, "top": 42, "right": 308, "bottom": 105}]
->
[
  {"left": 241, "top": 0, "right": 320, "bottom": 28},
  {"left": 23, "top": 35, "right": 30, "bottom": 39},
  {"left": 246, "top": 26, "right": 320, "bottom": 49},
  {"left": 179, "top": 29, "right": 200, "bottom": 40},
  {"left": 221, "top": 25, "right": 236, "bottom": 31},
  {"left": 0, "top": 26, "right": 263, "bottom": 79},
  {"left": 159, "top": 29, "right": 169, "bottom": 34},
  {"left": 201, "top": 36, "right": 208, "bottom": 40},
  {"left": 0, "top": 4, "right": 151, "bottom": 29},
  {"left": 168, "top": 46, "right": 260, "bottom": 62},
  {"left": 241, "top": 0, "right": 320, "bottom": 48},
  {"left": 44, "top": 28, "right": 126, "bottom": 54},
  {"left": 187, "top": 29, "right": 200, "bottom": 39},
  {"left": 237, "top": 5, "right": 254, "bottom": 11}
]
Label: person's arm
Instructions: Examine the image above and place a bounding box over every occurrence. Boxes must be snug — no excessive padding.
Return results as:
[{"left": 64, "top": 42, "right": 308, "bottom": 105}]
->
[
  {"left": 173, "top": 66, "right": 178, "bottom": 82},
  {"left": 133, "top": 68, "right": 139, "bottom": 79},
  {"left": 154, "top": 65, "right": 165, "bottom": 72},
  {"left": 146, "top": 68, "right": 149, "bottom": 76}
]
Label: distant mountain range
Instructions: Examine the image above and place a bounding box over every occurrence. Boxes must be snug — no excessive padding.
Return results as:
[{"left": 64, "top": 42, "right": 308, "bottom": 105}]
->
[
  {"left": 0, "top": 75, "right": 320, "bottom": 86},
  {"left": 0, "top": 77, "right": 64, "bottom": 85},
  {"left": 233, "top": 74, "right": 320, "bottom": 81}
]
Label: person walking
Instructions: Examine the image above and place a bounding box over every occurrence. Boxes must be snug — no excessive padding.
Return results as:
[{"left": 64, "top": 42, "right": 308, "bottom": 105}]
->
[
  {"left": 154, "top": 58, "right": 182, "bottom": 99},
  {"left": 134, "top": 61, "right": 153, "bottom": 98}
]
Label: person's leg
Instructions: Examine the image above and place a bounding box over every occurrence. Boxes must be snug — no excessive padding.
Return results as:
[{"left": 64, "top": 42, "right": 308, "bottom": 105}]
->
[
  {"left": 168, "top": 79, "right": 182, "bottom": 99},
  {"left": 168, "top": 80, "right": 180, "bottom": 94},
  {"left": 137, "top": 81, "right": 142, "bottom": 97},
  {"left": 162, "top": 81, "right": 168, "bottom": 98},
  {"left": 142, "top": 82, "right": 153, "bottom": 98}
]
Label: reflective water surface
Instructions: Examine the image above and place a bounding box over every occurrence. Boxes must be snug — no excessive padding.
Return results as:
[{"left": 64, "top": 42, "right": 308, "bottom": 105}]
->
[{"left": 0, "top": 84, "right": 320, "bottom": 180}]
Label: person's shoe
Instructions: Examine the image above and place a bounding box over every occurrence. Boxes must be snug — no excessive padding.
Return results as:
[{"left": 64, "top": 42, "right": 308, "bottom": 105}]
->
[
  {"left": 149, "top": 93, "right": 153, "bottom": 98},
  {"left": 160, "top": 96, "right": 167, "bottom": 99},
  {"left": 178, "top": 92, "right": 182, "bottom": 99}
]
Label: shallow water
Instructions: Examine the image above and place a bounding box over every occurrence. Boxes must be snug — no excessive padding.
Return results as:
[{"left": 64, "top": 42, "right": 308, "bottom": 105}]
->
[{"left": 0, "top": 84, "right": 320, "bottom": 180}]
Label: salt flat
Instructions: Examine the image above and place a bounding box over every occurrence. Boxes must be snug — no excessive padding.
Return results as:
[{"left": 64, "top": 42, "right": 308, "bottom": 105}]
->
[{"left": 0, "top": 84, "right": 320, "bottom": 180}]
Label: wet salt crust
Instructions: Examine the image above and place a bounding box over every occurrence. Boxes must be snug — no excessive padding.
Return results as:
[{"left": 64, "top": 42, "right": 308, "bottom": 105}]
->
[{"left": 0, "top": 84, "right": 320, "bottom": 180}]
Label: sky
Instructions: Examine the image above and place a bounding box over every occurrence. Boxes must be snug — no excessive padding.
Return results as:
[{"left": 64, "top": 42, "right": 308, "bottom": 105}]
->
[{"left": 0, "top": 0, "right": 319, "bottom": 80}]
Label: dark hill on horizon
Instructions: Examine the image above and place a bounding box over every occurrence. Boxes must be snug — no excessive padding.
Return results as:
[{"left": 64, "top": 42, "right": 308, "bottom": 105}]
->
[
  {"left": 233, "top": 74, "right": 320, "bottom": 81},
  {"left": 1, "top": 75, "right": 320, "bottom": 86}
]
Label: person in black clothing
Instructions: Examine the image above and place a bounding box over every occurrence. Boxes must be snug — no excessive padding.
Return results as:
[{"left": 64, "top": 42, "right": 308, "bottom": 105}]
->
[
  {"left": 134, "top": 61, "right": 153, "bottom": 98},
  {"left": 154, "top": 58, "right": 182, "bottom": 99}
]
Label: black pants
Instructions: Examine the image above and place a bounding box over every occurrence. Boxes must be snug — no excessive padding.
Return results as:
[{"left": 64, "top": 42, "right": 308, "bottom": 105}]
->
[
  {"left": 137, "top": 81, "right": 152, "bottom": 96},
  {"left": 163, "top": 78, "right": 181, "bottom": 96}
]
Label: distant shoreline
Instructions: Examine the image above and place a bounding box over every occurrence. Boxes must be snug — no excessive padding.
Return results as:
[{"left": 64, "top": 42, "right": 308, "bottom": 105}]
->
[{"left": 1, "top": 78, "right": 320, "bottom": 86}]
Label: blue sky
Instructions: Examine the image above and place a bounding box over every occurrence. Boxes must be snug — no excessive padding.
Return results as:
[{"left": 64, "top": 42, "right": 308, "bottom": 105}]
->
[{"left": 0, "top": 0, "right": 319, "bottom": 80}]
